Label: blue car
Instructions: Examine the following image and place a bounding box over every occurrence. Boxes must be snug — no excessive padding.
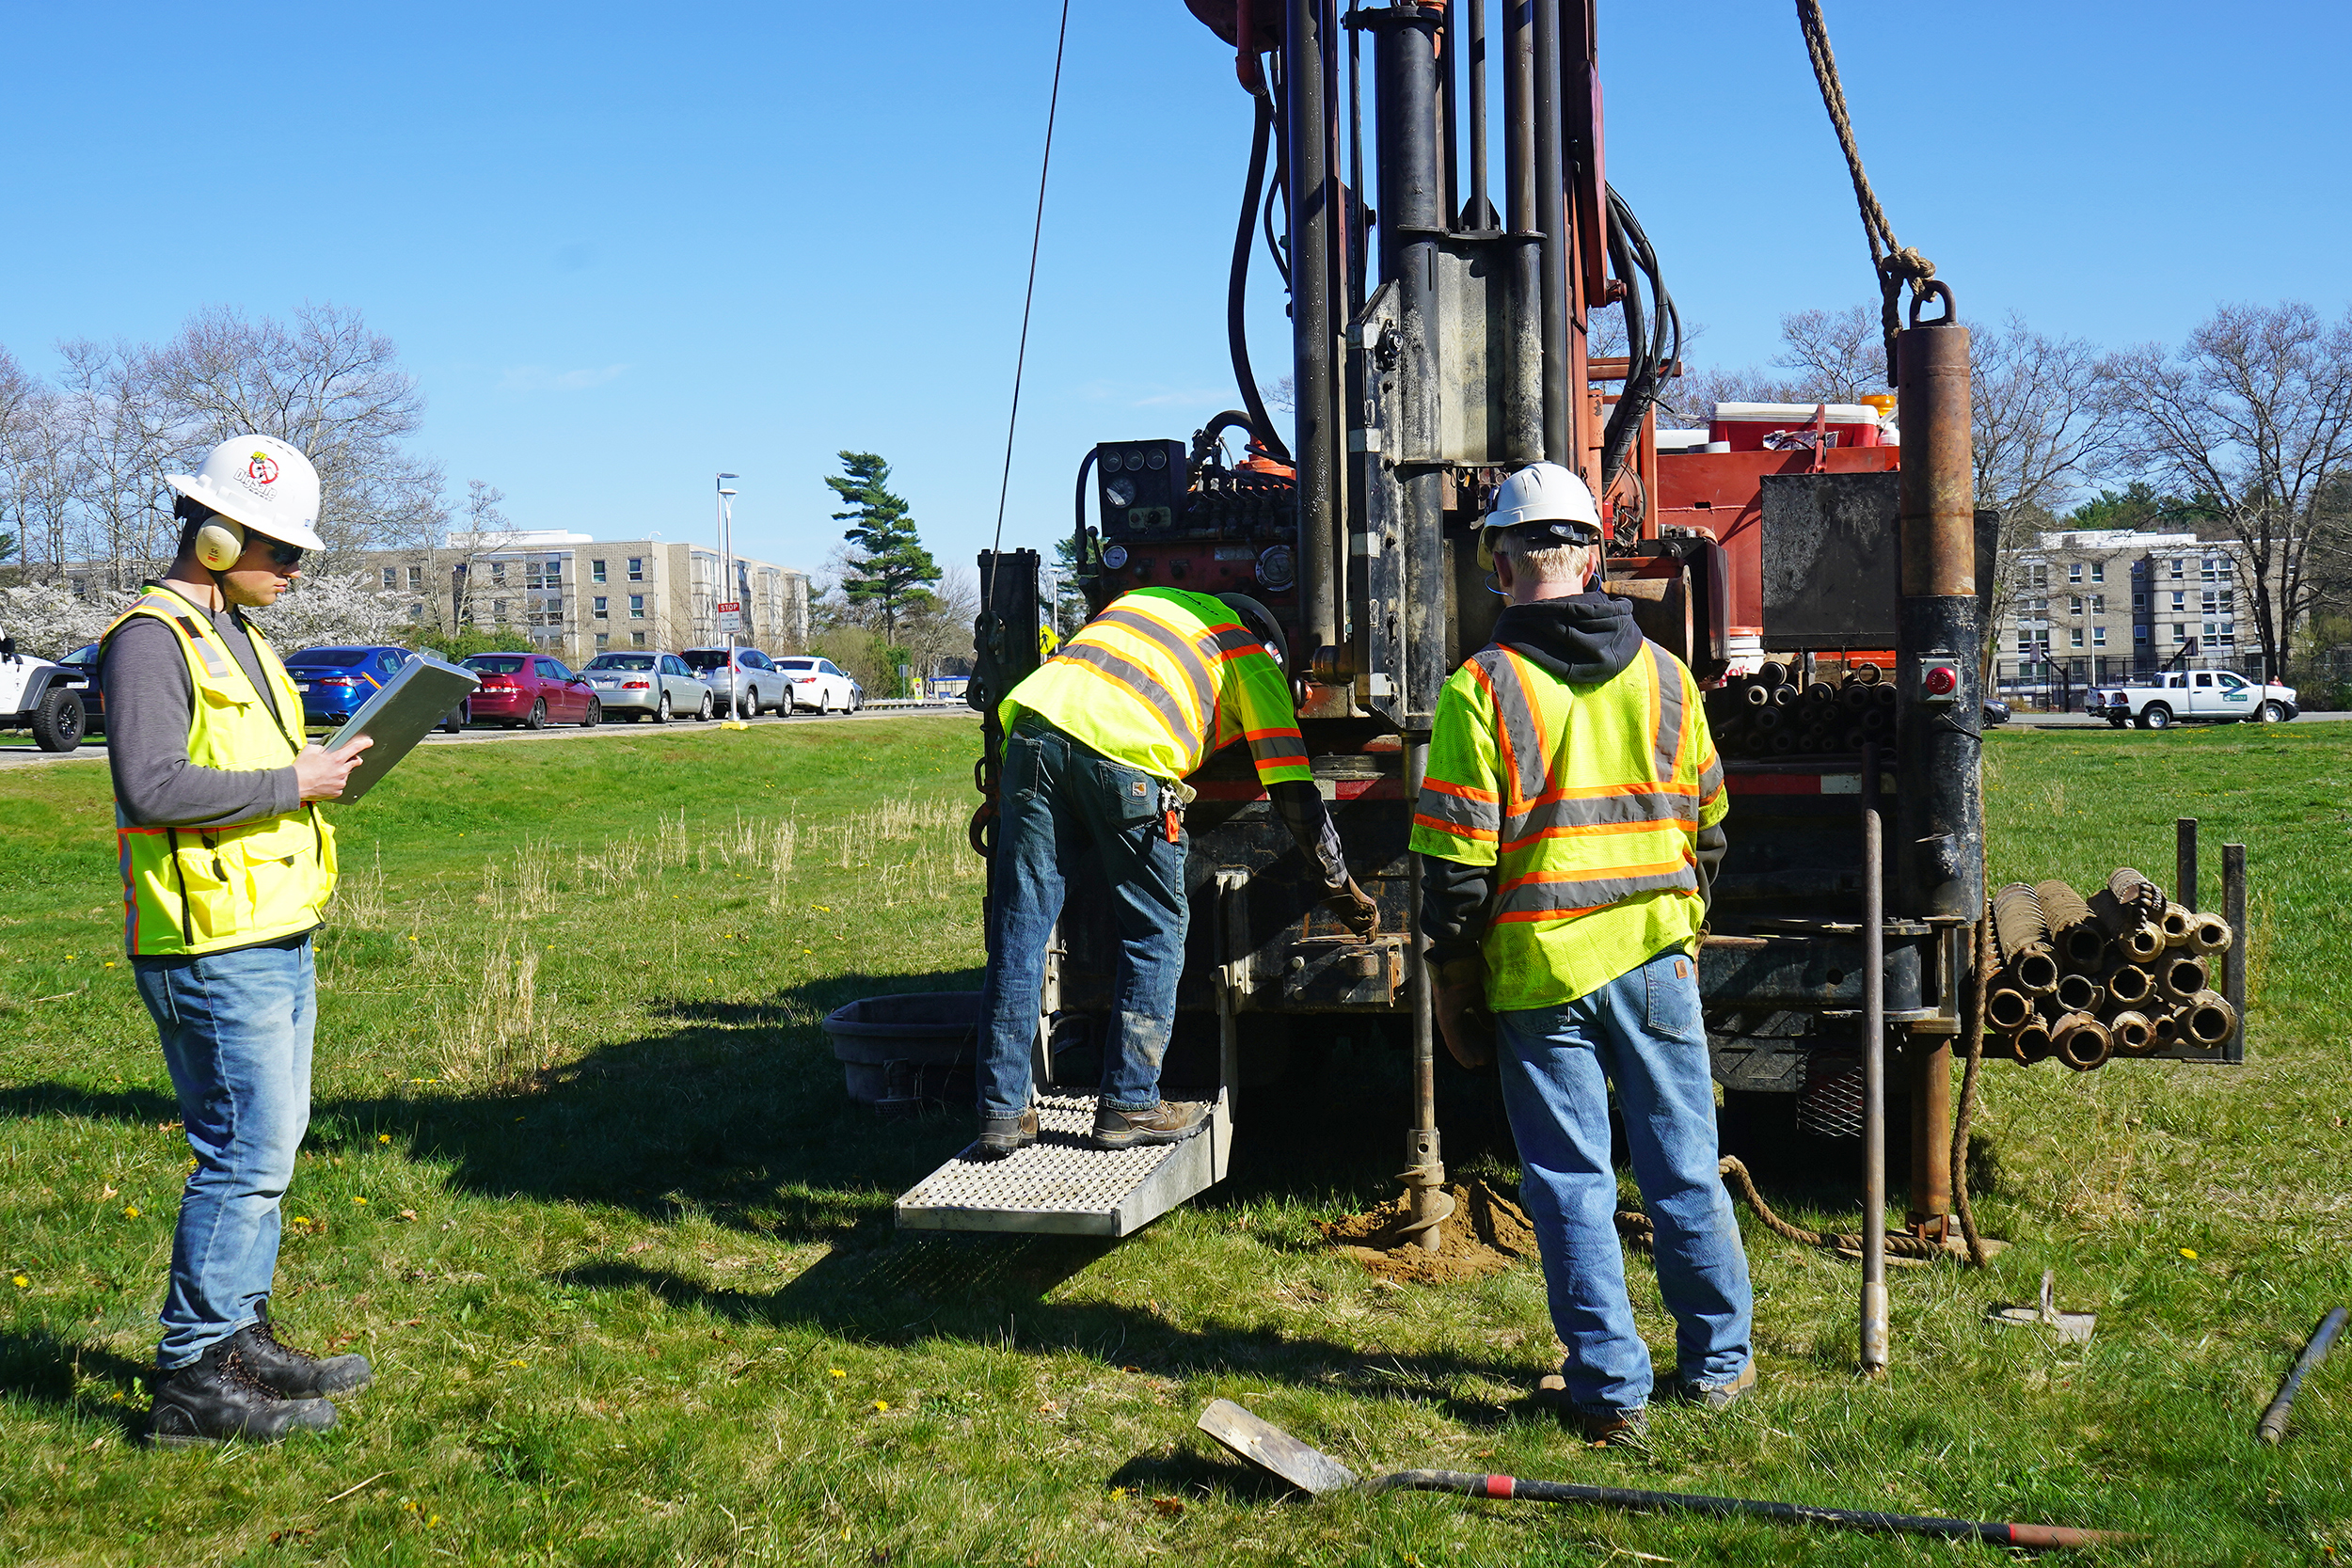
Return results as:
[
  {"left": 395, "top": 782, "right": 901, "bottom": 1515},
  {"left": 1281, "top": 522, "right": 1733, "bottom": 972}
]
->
[
  {"left": 286, "top": 644, "right": 423, "bottom": 728},
  {"left": 58, "top": 643, "right": 105, "bottom": 733}
]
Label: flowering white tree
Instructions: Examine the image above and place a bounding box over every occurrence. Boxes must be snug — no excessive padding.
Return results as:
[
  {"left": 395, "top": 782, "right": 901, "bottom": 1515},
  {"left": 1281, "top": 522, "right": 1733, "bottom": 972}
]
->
[
  {"left": 0, "top": 581, "right": 129, "bottom": 657},
  {"left": 246, "top": 572, "right": 411, "bottom": 651}
]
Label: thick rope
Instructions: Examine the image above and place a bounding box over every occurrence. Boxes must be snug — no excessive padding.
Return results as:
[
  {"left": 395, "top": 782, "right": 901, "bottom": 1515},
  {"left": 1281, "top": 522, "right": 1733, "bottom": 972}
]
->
[
  {"left": 1615, "top": 1157, "right": 1947, "bottom": 1262},
  {"left": 1793, "top": 0, "right": 1934, "bottom": 381}
]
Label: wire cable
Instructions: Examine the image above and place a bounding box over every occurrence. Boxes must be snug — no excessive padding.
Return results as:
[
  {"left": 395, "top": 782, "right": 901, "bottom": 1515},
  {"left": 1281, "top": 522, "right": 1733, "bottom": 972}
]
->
[{"left": 987, "top": 0, "right": 1073, "bottom": 581}]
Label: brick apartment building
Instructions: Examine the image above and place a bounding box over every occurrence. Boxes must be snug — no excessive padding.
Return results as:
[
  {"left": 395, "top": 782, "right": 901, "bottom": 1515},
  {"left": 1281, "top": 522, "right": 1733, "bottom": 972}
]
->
[
  {"left": 355, "top": 531, "right": 809, "bottom": 665},
  {"left": 1995, "top": 528, "right": 2275, "bottom": 706}
]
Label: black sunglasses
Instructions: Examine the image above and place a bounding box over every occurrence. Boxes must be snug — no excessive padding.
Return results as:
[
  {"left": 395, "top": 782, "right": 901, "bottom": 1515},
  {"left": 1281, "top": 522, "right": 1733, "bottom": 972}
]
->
[{"left": 263, "top": 541, "right": 304, "bottom": 568}]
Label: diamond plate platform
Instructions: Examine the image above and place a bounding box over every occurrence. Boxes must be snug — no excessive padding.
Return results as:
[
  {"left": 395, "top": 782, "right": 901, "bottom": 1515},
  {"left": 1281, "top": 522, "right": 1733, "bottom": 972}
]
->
[{"left": 895, "top": 1090, "right": 1232, "bottom": 1236}]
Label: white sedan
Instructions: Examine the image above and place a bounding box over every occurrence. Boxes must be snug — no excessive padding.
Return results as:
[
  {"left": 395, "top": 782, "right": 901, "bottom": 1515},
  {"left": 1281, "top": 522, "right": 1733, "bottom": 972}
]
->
[{"left": 777, "top": 657, "right": 864, "bottom": 714}]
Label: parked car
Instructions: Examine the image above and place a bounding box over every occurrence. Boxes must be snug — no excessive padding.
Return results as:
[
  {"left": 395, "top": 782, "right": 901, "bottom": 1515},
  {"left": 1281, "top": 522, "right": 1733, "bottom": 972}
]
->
[
  {"left": 580, "top": 650, "right": 714, "bottom": 722},
  {"left": 285, "top": 644, "right": 424, "bottom": 729},
  {"left": 681, "top": 646, "right": 786, "bottom": 717},
  {"left": 461, "top": 651, "right": 602, "bottom": 728},
  {"left": 57, "top": 642, "right": 105, "bottom": 733},
  {"left": 0, "top": 635, "right": 88, "bottom": 752},
  {"left": 2087, "top": 670, "right": 2299, "bottom": 729},
  {"left": 776, "top": 656, "right": 864, "bottom": 713},
  {"left": 1981, "top": 697, "right": 2011, "bottom": 727}
]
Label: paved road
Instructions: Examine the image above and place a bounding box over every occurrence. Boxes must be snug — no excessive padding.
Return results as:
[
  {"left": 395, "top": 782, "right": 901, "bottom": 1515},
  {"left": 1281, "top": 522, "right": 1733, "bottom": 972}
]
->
[{"left": 0, "top": 703, "right": 977, "bottom": 769}]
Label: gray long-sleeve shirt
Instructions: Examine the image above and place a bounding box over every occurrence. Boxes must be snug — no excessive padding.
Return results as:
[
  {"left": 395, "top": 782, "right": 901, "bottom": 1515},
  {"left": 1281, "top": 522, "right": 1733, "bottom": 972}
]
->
[{"left": 101, "top": 583, "right": 302, "bottom": 830}]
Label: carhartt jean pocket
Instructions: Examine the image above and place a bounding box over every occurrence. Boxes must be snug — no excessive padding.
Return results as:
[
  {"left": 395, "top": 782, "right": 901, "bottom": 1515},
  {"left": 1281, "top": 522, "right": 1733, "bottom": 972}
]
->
[
  {"left": 1644, "top": 952, "right": 1702, "bottom": 1039},
  {"left": 1096, "top": 760, "right": 1161, "bottom": 827}
]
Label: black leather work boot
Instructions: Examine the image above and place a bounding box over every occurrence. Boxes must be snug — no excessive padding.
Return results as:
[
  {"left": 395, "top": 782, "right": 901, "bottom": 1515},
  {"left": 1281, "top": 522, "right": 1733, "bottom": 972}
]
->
[
  {"left": 1090, "top": 1101, "right": 1207, "bottom": 1151},
  {"left": 231, "top": 1300, "right": 373, "bottom": 1398},
  {"left": 976, "top": 1107, "right": 1040, "bottom": 1159},
  {"left": 147, "top": 1339, "right": 338, "bottom": 1448}
]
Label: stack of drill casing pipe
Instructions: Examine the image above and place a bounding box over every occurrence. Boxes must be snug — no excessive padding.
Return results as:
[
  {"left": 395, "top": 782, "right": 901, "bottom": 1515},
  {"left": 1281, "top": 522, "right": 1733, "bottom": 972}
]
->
[
  {"left": 1986, "top": 871, "right": 2237, "bottom": 1067},
  {"left": 1702, "top": 662, "right": 1894, "bottom": 760}
]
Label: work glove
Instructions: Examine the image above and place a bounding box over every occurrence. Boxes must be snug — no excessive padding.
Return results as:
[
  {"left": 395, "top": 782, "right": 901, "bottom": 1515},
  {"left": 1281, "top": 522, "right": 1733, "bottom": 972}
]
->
[
  {"left": 1320, "top": 875, "right": 1377, "bottom": 938},
  {"left": 1432, "top": 956, "right": 1495, "bottom": 1070}
]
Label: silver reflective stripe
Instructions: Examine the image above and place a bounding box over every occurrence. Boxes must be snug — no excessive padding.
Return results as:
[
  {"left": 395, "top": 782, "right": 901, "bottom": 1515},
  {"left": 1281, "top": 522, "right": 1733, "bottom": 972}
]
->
[
  {"left": 1511, "top": 788, "right": 1697, "bottom": 837},
  {"left": 1096, "top": 608, "right": 1219, "bottom": 732},
  {"left": 1648, "top": 641, "right": 1685, "bottom": 784},
  {"left": 136, "top": 595, "right": 235, "bottom": 681},
  {"left": 1059, "top": 642, "right": 1199, "bottom": 749},
  {"left": 1697, "top": 753, "right": 1724, "bottom": 802},
  {"left": 1415, "top": 788, "right": 1501, "bottom": 834},
  {"left": 1472, "top": 649, "right": 1549, "bottom": 806},
  {"left": 1497, "top": 864, "right": 1698, "bottom": 915},
  {"left": 1209, "top": 624, "right": 1263, "bottom": 657}
]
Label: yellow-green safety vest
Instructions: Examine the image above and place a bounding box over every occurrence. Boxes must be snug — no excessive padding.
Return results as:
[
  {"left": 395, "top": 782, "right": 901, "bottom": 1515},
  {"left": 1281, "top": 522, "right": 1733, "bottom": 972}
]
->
[
  {"left": 1410, "top": 639, "right": 1726, "bottom": 1011},
  {"left": 103, "top": 589, "right": 338, "bottom": 958},
  {"left": 1002, "top": 588, "right": 1314, "bottom": 787}
]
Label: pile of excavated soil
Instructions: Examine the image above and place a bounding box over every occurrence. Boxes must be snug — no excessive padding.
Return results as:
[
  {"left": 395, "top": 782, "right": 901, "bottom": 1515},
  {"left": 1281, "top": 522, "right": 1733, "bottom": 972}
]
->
[{"left": 1318, "top": 1178, "right": 1539, "bottom": 1284}]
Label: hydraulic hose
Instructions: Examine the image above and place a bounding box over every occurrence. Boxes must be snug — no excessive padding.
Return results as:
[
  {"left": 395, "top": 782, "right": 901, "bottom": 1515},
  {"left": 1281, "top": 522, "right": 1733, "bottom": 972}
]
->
[{"left": 1229, "top": 93, "right": 1293, "bottom": 466}]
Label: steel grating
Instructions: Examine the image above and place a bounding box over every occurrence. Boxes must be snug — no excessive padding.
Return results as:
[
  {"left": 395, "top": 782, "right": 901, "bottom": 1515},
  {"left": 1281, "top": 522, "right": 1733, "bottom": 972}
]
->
[
  {"left": 895, "top": 1091, "right": 1230, "bottom": 1236},
  {"left": 1796, "top": 1051, "right": 1867, "bottom": 1139}
]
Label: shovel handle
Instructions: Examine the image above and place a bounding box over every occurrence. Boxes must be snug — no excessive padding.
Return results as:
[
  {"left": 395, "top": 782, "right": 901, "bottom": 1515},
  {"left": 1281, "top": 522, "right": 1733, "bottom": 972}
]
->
[{"left": 1368, "top": 1470, "right": 2135, "bottom": 1548}]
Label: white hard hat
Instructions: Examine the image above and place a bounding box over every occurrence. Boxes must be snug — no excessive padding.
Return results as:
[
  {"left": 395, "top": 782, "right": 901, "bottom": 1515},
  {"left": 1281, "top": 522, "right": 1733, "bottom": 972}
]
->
[
  {"left": 166, "top": 435, "right": 326, "bottom": 553},
  {"left": 1478, "top": 460, "right": 1600, "bottom": 569}
]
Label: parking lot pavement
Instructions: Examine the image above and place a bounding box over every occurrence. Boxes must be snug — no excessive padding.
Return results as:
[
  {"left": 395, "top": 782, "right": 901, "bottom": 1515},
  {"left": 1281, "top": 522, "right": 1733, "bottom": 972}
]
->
[{"left": 0, "top": 703, "right": 977, "bottom": 768}]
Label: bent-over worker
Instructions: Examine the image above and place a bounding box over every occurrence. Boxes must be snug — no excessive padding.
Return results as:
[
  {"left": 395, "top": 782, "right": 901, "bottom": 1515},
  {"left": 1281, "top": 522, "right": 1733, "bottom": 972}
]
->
[
  {"left": 977, "top": 587, "right": 1373, "bottom": 1155},
  {"left": 101, "top": 435, "right": 375, "bottom": 1447},
  {"left": 1410, "top": 461, "right": 1751, "bottom": 1446}
]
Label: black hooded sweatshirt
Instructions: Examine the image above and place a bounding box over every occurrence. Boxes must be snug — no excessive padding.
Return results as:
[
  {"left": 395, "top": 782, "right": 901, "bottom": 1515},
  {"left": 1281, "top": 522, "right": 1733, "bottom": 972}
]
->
[{"left": 1420, "top": 592, "right": 1728, "bottom": 968}]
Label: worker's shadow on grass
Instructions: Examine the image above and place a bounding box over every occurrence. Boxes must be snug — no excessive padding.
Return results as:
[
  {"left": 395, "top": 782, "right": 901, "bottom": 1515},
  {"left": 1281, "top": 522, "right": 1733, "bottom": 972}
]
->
[
  {"left": 0, "top": 1329, "right": 156, "bottom": 1438},
  {"left": 0, "top": 1082, "right": 179, "bottom": 1129},
  {"left": 555, "top": 1238, "right": 1541, "bottom": 1432}
]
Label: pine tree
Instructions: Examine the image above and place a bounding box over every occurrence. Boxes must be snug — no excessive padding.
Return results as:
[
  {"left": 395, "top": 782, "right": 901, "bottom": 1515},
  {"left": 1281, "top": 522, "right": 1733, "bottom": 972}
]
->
[{"left": 827, "top": 451, "right": 938, "bottom": 646}]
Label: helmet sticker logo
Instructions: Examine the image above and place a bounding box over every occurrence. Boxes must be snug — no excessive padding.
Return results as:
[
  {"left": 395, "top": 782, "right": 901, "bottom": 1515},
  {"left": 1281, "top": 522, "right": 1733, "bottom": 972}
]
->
[{"left": 247, "top": 452, "right": 279, "bottom": 485}]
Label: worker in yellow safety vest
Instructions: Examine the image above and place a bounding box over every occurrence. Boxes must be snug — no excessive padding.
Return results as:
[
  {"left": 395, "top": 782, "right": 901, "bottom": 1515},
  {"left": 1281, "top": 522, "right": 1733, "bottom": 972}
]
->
[
  {"left": 977, "top": 587, "right": 1374, "bottom": 1155},
  {"left": 1409, "top": 461, "right": 1753, "bottom": 1446},
  {"left": 99, "top": 435, "right": 376, "bottom": 1449}
]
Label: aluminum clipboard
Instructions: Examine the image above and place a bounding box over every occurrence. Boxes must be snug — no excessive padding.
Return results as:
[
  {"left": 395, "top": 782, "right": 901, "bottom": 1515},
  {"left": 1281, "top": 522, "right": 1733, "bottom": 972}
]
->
[{"left": 316, "top": 654, "right": 480, "bottom": 803}]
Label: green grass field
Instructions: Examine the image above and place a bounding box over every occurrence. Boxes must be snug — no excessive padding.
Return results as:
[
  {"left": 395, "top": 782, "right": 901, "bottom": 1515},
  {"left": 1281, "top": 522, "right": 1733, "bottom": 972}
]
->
[{"left": 2, "top": 717, "right": 2346, "bottom": 1565}]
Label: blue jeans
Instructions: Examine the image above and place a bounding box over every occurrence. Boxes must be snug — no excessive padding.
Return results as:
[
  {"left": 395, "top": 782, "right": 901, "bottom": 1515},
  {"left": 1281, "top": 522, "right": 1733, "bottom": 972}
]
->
[
  {"left": 977, "top": 717, "right": 1187, "bottom": 1118},
  {"left": 1496, "top": 946, "right": 1753, "bottom": 1415},
  {"left": 133, "top": 934, "right": 315, "bottom": 1370}
]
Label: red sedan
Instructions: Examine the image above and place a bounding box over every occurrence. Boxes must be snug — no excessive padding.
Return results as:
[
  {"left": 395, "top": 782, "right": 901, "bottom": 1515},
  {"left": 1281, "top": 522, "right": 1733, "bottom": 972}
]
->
[{"left": 460, "top": 652, "right": 602, "bottom": 729}]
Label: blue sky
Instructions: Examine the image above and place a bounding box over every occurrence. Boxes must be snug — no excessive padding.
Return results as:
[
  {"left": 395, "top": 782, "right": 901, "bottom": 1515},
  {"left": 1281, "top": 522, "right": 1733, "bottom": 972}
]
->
[{"left": 5, "top": 4, "right": 2347, "bottom": 578}]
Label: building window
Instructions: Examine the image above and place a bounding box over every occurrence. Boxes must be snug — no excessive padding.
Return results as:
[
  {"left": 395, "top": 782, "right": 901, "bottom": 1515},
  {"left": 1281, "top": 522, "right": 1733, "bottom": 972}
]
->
[
  {"left": 629, "top": 594, "right": 645, "bottom": 619},
  {"left": 407, "top": 603, "right": 423, "bottom": 620},
  {"left": 593, "top": 595, "right": 608, "bottom": 618},
  {"left": 490, "top": 561, "right": 506, "bottom": 582},
  {"left": 2017, "top": 632, "right": 2034, "bottom": 655},
  {"left": 592, "top": 559, "right": 608, "bottom": 584},
  {"left": 2173, "top": 623, "right": 2188, "bottom": 642},
  {"left": 2133, "top": 591, "right": 2146, "bottom": 612},
  {"left": 408, "top": 565, "right": 422, "bottom": 589},
  {"left": 2090, "top": 594, "right": 2105, "bottom": 614},
  {"left": 381, "top": 567, "right": 397, "bottom": 588},
  {"left": 2090, "top": 562, "right": 2105, "bottom": 583},
  {"left": 2068, "top": 562, "right": 2083, "bottom": 583},
  {"left": 628, "top": 557, "right": 644, "bottom": 582},
  {"left": 2135, "top": 624, "right": 2149, "bottom": 643},
  {"left": 2028, "top": 562, "right": 2048, "bottom": 589},
  {"left": 2172, "top": 591, "right": 2186, "bottom": 611},
  {"left": 596, "top": 633, "right": 610, "bottom": 650},
  {"left": 2070, "top": 595, "right": 2084, "bottom": 616},
  {"left": 630, "top": 631, "right": 647, "bottom": 647},
  {"left": 2070, "top": 628, "right": 2084, "bottom": 649},
  {"left": 493, "top": 598, "right": 510, "bottom": 623},
  {"left": 2170, "top": 559, "right": 2184, "bottom": 578},
  {"left": 2092, "top": 626, "right": 2106, "bottom": 647}
]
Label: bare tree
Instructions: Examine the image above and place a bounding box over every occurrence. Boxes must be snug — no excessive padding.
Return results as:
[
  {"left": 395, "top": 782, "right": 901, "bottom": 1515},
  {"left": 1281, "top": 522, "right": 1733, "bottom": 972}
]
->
[
  {"left": 1772, "top": 306, "right": 1883, "bottom": 403},
  {"left": 1969, "top": 314, "right": 2115, "bottom": 643},
  {"left": 148, "top": 303, "right": 439, "bottom": 564},
  {"left": 448, "top": 480, "right": 526, "bottom": 632},
  {"left": 900, "top": 565, "right": 980, "bottom": 688},
  {"left": 2098, "top": 302, "right": 2352, "bottom": 676},
  {"left": 56, "top": 339, "right": 178, "bottom": 591}
]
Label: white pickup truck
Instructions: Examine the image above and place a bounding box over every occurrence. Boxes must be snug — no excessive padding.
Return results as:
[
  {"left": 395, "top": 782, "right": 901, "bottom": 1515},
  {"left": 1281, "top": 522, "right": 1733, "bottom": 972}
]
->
[{"left": 2087, "top": 669, "right": 2298, "bottom": 729}]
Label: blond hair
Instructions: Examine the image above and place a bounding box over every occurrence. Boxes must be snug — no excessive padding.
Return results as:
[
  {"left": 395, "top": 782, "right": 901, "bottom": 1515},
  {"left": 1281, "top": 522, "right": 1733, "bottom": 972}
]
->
[{"left": 1494, "top": 532, "right": 1596, "bottom": 587}]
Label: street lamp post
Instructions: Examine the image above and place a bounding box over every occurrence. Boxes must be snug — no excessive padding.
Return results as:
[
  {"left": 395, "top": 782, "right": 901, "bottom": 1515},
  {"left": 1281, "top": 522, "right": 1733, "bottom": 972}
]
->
[{"left": 717, "top": 472, "right": 740, "bottom": 718}]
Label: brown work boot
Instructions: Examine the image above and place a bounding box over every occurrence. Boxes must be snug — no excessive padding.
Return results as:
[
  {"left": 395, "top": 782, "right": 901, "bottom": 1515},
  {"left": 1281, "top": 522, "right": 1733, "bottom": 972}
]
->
[
  {"left": 1670, "top": 1359, "right": 1757, "bottom": 1412},
  {"left": 1535, "top": 1374, "right": 1648, "bottom": 1448},
  {"left": 1090, "top": 1101, "right": 1207, "bottom": 1151},
  {"left": 975, "top": 1108, "right": 1039, "bottom": 1159}
]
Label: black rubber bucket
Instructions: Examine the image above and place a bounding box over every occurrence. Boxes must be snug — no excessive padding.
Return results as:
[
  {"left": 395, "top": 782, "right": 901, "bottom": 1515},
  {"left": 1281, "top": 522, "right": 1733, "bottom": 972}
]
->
[{"left": 823, "top": 991, "right": 980, "bottom": 1117}]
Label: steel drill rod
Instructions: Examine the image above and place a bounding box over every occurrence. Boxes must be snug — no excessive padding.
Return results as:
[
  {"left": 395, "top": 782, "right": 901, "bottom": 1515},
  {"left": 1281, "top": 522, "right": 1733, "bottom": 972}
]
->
[
  {"left": 2177, "top": 816, "right": 2199, "bottom": 913},
  {"left": 1362, "top": 1470, "right": 2133, "bottom": 1548},
  {"left": 1860, "top": 746, "right": 1888, "bottom": 1377},
  {"left": 2257, "top": 1307, "right": 2347, "bottom": 1445}
]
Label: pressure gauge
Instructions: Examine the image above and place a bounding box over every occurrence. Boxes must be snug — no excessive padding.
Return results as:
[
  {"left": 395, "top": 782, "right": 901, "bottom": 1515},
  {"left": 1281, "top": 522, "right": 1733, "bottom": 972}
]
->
[
  {"left": 1103, "top": 544, "right": 1130, "bottom": 570},
  {"left": 1144, "top": 448, "right": 1168, "bottom": 470},
  {"left": 1124, "top": 451, "right": 1146, "bottom": 471},
  {"left": 1104, "top": 476, "right": 1136, "bottom": 508},
  {"left": 1256, "top": 544, "right": 1296, "bottom": 591}
]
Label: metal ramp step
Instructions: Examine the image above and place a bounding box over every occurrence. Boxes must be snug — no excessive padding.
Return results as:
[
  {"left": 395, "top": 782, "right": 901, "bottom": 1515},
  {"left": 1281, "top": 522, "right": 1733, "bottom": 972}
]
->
[{"left": 895, "top": 1090, "right": 1232, "bottom": 1236}]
